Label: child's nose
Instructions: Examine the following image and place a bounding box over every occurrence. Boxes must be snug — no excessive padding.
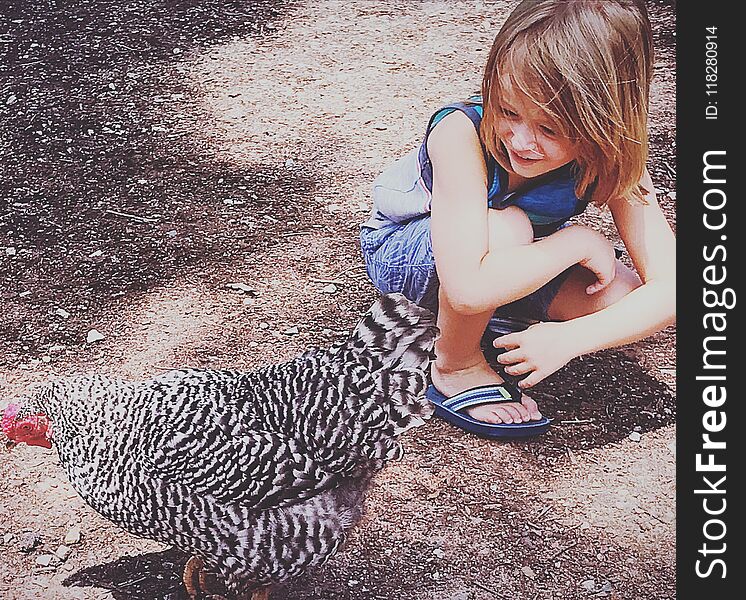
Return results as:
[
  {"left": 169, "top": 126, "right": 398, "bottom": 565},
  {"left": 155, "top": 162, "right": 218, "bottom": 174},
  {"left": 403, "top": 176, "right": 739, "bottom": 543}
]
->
[{"left": 510, "top": 122, "right": 539, "bottom": 152}]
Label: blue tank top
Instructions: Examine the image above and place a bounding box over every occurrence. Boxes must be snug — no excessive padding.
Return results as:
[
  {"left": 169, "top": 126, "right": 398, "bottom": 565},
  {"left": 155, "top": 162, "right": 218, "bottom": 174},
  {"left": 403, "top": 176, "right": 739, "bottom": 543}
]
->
[
  {"left": 362, "top": 99, "right": 588, "bottom": 237},
  {"left": 420, "top": 100, "right": 588, "bottom": 236}
]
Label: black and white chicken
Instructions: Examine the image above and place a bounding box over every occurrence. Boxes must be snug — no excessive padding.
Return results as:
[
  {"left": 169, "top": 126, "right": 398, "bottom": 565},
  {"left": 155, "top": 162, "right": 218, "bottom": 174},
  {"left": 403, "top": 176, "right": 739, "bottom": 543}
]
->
[{"left": 1, "top": 294, "right": 438, "bottom": 599}]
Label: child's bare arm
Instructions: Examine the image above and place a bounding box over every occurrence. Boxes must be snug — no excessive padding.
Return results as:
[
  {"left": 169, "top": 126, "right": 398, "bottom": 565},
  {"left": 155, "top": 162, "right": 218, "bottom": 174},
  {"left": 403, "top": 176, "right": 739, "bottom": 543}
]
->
[
  {"left": 556, "top": 173, "right": 676, "bottom": 354},
  {"left": 428, "top": 112, "right": 612, "bottom": 315},
  {"left": 495, "top": 171, "right": 676, "bottom": 388}
]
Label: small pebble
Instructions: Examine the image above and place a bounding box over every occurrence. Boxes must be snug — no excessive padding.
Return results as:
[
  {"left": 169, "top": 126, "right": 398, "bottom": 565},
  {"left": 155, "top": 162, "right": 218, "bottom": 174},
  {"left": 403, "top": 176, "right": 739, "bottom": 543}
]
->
[
  {"left": 521, "top": 566, "right": 536, "bottom": 580},
  {"left": 36, "top": 554, "right": 54, "bottom": 567},
  {"left": 629, "top": 431, "right": 642, "bottom": 442},
  {"left": 64, "top": 527, "right": 81, "bottom": 545},
  {"left": 55, "top": 545, "right": 71, "bottom": 561},
  {"left": 225, "top": 282, "right": 256, "bottom": 295},
  {"left": 86, "top": 329, "right": 105, "bottom": 344}
]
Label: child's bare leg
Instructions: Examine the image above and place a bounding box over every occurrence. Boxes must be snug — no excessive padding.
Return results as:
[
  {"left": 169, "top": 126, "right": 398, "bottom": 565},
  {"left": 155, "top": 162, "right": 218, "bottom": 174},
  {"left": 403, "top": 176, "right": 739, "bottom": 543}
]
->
[
  {"left": 431, "top": 289, "right": 542, "bottom": 424},
  {"left": 431, "top": 206, "right": 544, "bottom": 423}
]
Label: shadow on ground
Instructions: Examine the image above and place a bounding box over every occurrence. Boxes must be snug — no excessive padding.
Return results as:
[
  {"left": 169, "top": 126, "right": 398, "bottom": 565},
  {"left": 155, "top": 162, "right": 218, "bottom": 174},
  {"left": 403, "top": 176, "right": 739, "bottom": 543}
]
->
[
  {"left": 63, "top": 541, "right": 440, "bottom": 600},
  {"left": 64, "top": 547, "right": 189, "bottom": 600},
  {"left": 0, "top": 0, "right": 330, "bottom": 364},
  {"left": 1, "top": 0, "right": 294, "bottom": 81},
  {"left": 479, "top": 346, "right": 675, "bottom": 457}
]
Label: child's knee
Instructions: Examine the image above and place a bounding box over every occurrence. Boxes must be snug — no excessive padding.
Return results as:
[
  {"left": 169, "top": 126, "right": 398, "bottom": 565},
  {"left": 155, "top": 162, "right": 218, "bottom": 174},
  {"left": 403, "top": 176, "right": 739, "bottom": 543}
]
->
[{"left": 487, "top": 206, "right": 534, "bottom": 250}]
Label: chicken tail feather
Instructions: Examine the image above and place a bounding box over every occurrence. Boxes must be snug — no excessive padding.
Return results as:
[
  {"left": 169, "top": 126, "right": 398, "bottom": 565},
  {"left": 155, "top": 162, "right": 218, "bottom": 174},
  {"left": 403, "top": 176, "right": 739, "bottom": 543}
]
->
[
  {"left": 348, "top": 294, "right": 439, "bottom": 437},
  {"left": 350, "top": 293, "right": 438, "bottom": 372}
]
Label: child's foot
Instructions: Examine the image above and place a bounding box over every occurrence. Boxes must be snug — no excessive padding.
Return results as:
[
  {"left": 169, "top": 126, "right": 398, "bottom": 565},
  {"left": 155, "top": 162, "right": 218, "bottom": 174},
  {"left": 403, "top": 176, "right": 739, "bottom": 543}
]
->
[{"left": 431, "top": 358, "right": 542, "bottom": 424}]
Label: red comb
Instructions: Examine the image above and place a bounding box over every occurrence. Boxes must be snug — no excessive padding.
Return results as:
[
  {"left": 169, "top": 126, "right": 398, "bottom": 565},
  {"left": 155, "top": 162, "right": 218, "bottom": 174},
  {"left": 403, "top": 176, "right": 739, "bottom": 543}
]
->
[{"left": 1, "top": 403, "right": 20, "bottom": 435}]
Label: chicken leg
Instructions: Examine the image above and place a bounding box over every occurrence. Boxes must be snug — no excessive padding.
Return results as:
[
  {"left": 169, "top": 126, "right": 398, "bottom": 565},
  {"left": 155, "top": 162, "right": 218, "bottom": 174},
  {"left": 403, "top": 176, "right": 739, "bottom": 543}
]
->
[
  {"left": 183, "top": 555, "right": 232, "bottom": 599},
  {"left": 183, "top": 556, "right": 204, "bottom": 599}
]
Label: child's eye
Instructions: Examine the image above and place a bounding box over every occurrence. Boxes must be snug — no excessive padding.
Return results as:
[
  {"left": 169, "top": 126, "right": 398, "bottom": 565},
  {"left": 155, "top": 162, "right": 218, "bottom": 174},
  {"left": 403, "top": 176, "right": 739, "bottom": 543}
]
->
[
  {"left": 539, "top": 125, "right": 557, "bottom": 137},
  {"left": 501, "top": 108, "right": 519, "bottom": 119}
]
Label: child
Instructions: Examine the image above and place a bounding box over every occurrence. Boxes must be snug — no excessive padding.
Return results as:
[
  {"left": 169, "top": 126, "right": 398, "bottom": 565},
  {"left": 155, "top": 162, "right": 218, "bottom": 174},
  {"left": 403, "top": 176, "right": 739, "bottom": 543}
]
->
[{"left": 360, "top": 0, "right": 675, "bottom": 438}]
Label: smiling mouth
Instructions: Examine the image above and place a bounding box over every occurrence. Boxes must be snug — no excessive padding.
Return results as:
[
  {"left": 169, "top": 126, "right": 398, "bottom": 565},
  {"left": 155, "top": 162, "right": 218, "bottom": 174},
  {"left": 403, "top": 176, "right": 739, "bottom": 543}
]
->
[{"left": 510, "top": 148, "right": 544, "bottom": 162}]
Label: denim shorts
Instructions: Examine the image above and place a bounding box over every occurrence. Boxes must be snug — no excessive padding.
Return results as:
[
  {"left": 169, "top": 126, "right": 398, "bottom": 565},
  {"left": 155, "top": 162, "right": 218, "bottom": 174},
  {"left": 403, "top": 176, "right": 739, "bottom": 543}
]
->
[{"left": 360, "top": 215, "right": 571, "bottom": 321}]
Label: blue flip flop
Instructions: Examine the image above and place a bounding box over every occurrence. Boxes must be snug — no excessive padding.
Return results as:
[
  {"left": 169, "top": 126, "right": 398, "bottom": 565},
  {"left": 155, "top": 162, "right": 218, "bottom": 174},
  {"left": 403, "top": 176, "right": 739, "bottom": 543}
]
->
[{"left": 426, "top": 383, "right": 551, "bottom": 438}]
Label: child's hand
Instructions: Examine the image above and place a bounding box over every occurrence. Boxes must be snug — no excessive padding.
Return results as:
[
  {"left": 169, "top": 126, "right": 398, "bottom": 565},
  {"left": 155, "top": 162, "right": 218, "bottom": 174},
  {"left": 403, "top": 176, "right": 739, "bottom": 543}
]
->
[
  {"left": 493, "top": 321, "right": 577, "bottom": 388},
  {"left": 576, "top": 227, "right": 617, "bottom": 294}
]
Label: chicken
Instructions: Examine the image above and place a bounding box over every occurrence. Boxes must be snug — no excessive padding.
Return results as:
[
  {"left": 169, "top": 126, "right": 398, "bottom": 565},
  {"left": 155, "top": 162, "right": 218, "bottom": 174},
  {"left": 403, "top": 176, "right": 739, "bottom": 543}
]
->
[{"left": 1, "top": 293, "right": 437, "bottom": 599}]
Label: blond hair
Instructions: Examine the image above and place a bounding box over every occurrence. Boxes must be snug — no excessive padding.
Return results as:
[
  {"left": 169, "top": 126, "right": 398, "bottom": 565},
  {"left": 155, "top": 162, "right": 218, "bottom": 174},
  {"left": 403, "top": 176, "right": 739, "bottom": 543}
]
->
[{"left": 480, "top": 0, "right": 654, "bottom": 205}]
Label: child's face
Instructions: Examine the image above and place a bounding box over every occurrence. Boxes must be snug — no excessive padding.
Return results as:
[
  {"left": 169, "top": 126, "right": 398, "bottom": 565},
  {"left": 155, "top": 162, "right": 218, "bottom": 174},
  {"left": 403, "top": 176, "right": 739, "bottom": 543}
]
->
[{"left": 495, "top": 80, "right": 577, "bottom": 178}]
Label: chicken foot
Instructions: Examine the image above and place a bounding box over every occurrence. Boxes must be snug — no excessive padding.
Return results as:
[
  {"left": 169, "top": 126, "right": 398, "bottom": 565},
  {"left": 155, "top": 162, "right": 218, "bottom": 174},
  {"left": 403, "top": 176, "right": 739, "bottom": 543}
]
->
[{"left": 183, "top": 555, "right": 231, "bottom": 599}]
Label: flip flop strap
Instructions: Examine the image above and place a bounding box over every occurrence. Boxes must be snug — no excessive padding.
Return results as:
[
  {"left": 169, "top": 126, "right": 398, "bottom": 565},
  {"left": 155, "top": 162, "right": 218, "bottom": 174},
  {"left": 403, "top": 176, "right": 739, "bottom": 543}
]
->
[{"left": 442, "top": 384, "right": 519, "bottom": 412}]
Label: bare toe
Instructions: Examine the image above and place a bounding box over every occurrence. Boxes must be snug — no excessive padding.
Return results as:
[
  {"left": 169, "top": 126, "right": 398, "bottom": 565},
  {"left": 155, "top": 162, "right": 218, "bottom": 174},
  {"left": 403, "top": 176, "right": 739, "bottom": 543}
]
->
[{"left": 521, "top": 396, "right": 543, "bottom": 420}]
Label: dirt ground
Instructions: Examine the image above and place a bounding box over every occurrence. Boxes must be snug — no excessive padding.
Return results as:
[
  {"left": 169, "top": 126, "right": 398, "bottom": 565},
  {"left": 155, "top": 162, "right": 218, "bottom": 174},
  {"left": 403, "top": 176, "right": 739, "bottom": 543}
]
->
[{"left": 0, "top": 1, "right": 677, "bottom": 599}]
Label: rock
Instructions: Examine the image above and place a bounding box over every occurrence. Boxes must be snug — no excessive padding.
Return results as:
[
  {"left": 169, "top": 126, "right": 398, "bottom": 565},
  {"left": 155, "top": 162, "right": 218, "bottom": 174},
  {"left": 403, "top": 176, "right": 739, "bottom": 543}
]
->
[
  {"left": 521, "top": 566, "right": 536, "bottom": 580},
  {"left": 321, "top": 284, "right": 337, "bottom": 294},
  {"left": 55, "top": 545, "right": 71, "bottom": 561},
  {"left": 86, "top": 329, "right": 105, "bottom": 344},
  {"left": 54, "top": 308, "right": 70, "bottom": 319},
  {"left": 18, "top": 532, "right": 42, "bottom": 553},
  {"left": 2, "top": 533, "right": 13, "bottom": 545},
  {"left": 432, "top": 548, "right": 445, "bottom": 559},
  {"left": 629, "top": 431, "right": 642, "bottom": 442},
  {"left": 5, "top": 247, "right": 16, "bottom": 256},
  {"left": 6, "top": 94, "right": 18, "bottom": 106},
  {"left": 283, "top": 326, "right": 300, "bottom": 335},
  {"left": 36, "top": 554, "right": 55, "bottom": 567},
  {"left": 225, "top": 282, "right": 257, "bottom": 295},
  {"left": 63, "top": 527, "right": 81, "bottom": 545},
  {"left": 580, "top": 579, "right": 596, "bottom": 592}
]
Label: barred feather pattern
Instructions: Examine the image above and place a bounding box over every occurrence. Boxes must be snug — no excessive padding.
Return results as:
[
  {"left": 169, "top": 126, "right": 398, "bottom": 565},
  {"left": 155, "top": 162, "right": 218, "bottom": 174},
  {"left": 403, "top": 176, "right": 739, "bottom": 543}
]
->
[{"left": 16, "top": 294, "right": 437, "bottom": 595}]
